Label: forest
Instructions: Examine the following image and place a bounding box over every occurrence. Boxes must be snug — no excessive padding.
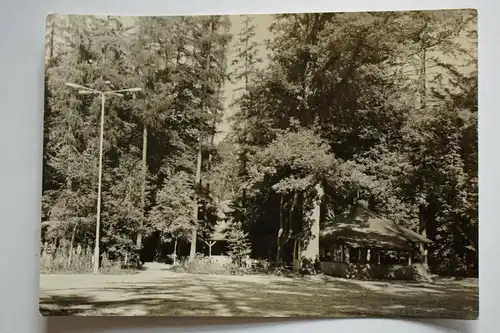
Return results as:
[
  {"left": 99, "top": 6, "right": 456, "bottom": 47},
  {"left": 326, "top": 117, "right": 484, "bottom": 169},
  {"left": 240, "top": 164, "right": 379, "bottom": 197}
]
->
[{"left": 41, "top": 10, "right": 477, "bottom": 278}]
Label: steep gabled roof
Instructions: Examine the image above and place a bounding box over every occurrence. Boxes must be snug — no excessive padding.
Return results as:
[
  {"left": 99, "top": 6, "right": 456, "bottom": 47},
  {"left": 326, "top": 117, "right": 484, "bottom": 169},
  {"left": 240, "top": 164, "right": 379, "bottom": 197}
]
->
[{"left": 320, "top": 206, "right": 432, "bottom": 251}]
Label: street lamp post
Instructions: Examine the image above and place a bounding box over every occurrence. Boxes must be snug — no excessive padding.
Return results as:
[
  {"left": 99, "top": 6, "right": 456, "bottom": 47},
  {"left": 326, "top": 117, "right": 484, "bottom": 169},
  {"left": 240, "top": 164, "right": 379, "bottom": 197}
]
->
[{"left": 65, "top": 82, "right": 141, "bottom": 273}]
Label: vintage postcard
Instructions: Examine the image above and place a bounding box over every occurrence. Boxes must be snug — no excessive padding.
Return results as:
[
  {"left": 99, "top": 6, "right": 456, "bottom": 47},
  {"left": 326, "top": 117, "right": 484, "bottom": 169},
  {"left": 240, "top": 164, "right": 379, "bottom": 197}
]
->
[{"left": 40, "top": 9, "right": 478, "bottom": 318}]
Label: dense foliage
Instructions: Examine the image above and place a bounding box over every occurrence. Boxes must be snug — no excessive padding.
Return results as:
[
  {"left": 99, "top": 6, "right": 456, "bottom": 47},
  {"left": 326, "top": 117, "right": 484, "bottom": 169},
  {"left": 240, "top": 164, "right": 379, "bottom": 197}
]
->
[
  {"left": 42, "top": 15, "right": 230, "bottom": 266},
  {"left": 226, "top": 10, "right": 477, "bottom": 276}
]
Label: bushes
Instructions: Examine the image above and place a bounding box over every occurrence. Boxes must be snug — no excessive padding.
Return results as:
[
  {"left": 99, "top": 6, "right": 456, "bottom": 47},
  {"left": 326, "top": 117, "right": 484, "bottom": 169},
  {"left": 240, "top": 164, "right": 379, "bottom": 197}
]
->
[
  {"left": 250, "top": 259, "right": 272, "bottom": 274},
  {"left": 172, "top": 254, "right": 247, "bottom": 275},
  {"left": 171, "top": 255, "right": 305, "bottom": 277},
  {"left": 40, "top": 243, "right": 137, "bottom": 274},
  {"left": 171, "top": 254, "right": 285, "bottom": 276},
  {"left": 40, "top": 246, "right": 94, "bottom": 274},
  {"left": 338, "top": 263, "right": 425, "bottom": 280}
]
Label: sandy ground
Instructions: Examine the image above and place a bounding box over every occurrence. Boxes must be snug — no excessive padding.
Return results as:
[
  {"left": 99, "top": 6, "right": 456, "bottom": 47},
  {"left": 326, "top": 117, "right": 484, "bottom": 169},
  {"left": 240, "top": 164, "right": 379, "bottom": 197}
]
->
[{"left": 39, "top": 263, "right": 478, "bottom": 318}]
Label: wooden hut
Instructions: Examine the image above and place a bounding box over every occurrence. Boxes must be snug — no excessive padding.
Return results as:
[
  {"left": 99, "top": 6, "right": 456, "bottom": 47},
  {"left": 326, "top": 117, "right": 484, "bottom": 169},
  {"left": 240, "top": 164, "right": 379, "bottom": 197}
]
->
[{"left": 318, "top": 205, "right": 433, "bottom": 279}]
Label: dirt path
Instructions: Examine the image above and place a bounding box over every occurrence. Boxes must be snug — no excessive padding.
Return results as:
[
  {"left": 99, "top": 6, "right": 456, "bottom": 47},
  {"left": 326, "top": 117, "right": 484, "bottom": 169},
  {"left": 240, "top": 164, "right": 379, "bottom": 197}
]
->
[{"left": 39, "top": 266, "right": 478, "bottom": 318}]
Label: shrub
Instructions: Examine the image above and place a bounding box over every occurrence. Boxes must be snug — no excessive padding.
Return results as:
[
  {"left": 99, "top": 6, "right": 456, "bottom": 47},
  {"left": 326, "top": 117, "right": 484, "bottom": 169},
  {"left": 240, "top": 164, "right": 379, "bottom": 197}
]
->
[
  {"left": 388, "top": 265, "right": 417, "bottom": 280},
  {"left": 226, "top": 222, "right": 251, "bottom": 266},
  {"left": 40, "top": 244, "right": 137, "bottom": 274},
  {"left": 171, "top": 254, "right": 249, "bottom": 275},
  {"left": 249, "top": 259, "right": 271, "bottom": 274},
  {"left": 171, "top": 255, "right": 302, "bottom": 277},
  {"left": 40, "top": 246, "right": 94, "bottom": 274}
]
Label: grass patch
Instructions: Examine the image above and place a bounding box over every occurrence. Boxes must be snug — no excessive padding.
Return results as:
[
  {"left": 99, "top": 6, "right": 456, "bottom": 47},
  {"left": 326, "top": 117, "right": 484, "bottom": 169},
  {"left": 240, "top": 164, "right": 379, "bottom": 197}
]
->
[
  {"left": 39, "top": 272, "right": 479, "bottom": 318},
  {"left": 40, "top": 247, "right": 139, "bottom": 275}
]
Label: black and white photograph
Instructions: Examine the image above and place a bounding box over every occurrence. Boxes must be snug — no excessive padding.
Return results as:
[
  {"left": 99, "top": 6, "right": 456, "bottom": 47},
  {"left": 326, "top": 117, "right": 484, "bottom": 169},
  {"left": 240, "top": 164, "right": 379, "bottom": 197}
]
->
[{"left": 39, "top": 9, "right": 478, "bottom": 318}]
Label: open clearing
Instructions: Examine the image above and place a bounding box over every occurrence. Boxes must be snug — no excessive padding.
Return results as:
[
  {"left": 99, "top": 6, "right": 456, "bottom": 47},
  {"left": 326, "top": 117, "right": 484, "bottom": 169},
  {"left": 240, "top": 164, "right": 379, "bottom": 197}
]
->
[{"left": 40, "top": 264, "right": 478, "bottom": 318}]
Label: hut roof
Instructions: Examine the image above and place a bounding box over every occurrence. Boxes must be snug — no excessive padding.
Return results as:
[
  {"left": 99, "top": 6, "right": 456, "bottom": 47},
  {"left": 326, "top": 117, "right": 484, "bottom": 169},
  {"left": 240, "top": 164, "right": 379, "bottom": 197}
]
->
[{"left": 320, "top": 206, "right": 432, "bottom": 252}]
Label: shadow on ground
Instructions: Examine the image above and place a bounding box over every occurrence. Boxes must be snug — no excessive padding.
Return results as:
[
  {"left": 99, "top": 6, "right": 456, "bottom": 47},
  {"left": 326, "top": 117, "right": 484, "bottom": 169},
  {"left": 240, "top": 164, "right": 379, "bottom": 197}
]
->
[{"left": 40, "top": 272, "right": 478, "bottom": 319}]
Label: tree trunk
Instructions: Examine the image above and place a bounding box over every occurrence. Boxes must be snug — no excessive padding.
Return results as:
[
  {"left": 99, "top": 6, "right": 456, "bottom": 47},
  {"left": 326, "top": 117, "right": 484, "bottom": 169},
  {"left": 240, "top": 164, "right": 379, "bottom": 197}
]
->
[
  {"left": 190, "top": 135, "right": 203, "bottom": 260},
  {"left": 296, "top": 241, "right": 302, "bottom": 271},
  {"left": 173, "top": 238, "right": 178, "bottom": 265},
  {"left": 137, "top": 125, "right": 147, "bottom": 252},
  {"left": 207, "top": 119, "right": 216, "bottom": 172},
  {"left": 52, "top": 237, "right": 59, "bottom": 258},
  {"left": 67, "top": 222, "right": 78, "bottom": 266},
  {"left": 417, "top": 28, "right": 429, "bottom": 267},
  {"left": 190, "top": 20, "right": 214, "bottom": 260},
  {"left": 155, "top": 236, "right": 161, "bottom": 262},
  {"left": 278, "top": 190, "right": 299, "bottom": 266},
  {"left": 419, "top": 204, "right": 428, "bottom": 265},
  {"left": 286, "top": 190, "right": 299, "bottom": 242},
  {"left": 275, "top": 194, "right": 285, "bottom": 264},
  {"left": 420, "top": 42, "right": 427, "bottom": 110},
  {"left": 207, "top": 80, "right": 222, "bottom": 184},
  {"left": 292, "top": 238, "right": 297, "bottom": 269},
  {"left": 240, "top": 17, "right": 250, "bottom": 225}
]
